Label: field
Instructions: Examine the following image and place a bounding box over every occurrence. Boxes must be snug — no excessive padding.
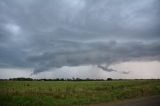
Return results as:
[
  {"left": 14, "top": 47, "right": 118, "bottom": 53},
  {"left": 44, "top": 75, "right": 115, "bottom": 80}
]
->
[{"left": 0, "top": 80, "right": 160, "bottom": 106}]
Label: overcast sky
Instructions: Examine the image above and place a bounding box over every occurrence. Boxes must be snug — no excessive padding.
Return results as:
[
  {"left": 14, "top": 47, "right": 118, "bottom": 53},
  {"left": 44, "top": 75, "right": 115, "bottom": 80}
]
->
[{"left": 0, "top": 0, "right": 160, "bottom": 79}]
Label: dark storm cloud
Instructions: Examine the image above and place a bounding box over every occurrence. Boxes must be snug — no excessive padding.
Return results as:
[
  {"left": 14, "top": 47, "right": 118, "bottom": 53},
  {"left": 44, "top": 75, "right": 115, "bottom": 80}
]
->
[
  {"left": 97, "top": 65, "right": 117, "bottom": 72},
  {"left": 27, "top": 41, "right": 160, "bottom": 73},
  {"left": 0, "top": 0, "right": 160, "bottom": 73}
]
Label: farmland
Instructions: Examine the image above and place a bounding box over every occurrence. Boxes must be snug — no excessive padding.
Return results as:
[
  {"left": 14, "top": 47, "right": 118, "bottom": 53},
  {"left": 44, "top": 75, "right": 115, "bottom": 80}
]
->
[{"left": 0, "top": 80, "right": 160, "bottom": 106}]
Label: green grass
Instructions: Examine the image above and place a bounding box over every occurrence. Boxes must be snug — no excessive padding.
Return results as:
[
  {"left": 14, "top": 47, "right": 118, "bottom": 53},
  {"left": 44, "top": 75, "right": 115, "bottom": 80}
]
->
[{"left": 0, "top": 80, "right": 160, "bottom": 106}]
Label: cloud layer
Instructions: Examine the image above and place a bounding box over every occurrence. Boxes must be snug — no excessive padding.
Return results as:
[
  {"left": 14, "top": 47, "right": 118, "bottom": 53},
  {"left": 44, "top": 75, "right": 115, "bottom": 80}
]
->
[{"left": 0, "top": 0, "right": 160, "bottom": 73}]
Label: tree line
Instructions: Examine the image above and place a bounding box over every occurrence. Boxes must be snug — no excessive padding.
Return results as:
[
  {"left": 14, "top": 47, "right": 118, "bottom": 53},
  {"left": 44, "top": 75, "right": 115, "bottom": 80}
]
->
[
  {"left": 6, "top": 77, "right": 113, "bottom": 81},
  {"left": 0, "top": 77, "right": 159, "bottom": 81}
]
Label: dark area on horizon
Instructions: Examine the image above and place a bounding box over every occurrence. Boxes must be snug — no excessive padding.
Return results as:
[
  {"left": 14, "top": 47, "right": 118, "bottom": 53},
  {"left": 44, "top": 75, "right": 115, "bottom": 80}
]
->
[{"left": 0, "top": 77, "right": 159, "bottom": 81}]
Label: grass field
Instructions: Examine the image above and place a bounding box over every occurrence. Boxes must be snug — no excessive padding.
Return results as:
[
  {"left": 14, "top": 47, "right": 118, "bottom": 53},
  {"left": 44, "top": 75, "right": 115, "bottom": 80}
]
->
[{"left": 0, "top": 80, "right": 160, "bottom": 106}]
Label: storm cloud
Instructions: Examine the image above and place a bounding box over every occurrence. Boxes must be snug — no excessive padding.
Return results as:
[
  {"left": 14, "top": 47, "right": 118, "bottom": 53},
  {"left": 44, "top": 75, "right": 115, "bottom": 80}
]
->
[
  {"left": 0, "top": 0, "right": 160, "bottom": 74},
  {"left": 97, "top": 65, "right": 117, "bottom": 72}
]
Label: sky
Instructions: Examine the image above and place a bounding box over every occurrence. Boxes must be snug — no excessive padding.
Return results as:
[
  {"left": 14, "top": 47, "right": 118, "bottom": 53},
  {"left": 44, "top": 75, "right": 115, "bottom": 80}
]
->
[{"left": 0, "top": 0, "right": 160, "bottom": 79}]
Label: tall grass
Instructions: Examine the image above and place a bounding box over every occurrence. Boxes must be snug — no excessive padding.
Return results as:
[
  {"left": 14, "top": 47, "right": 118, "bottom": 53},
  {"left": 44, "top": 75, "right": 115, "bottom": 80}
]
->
[{"left": 0, "top": 80, "right": 160, "bottom": 106}]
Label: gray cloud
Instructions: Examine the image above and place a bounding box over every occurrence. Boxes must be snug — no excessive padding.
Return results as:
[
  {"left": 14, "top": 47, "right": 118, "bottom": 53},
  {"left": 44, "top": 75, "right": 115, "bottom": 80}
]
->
[
  {"left": 97, "top": 65, "right": 117, "bottom": 72},
  {"left": 0, "top": 0, "right": 160, "bottom": 74},
  {"left": 121, "top": 71, "right": 130, "bottom": 74}
]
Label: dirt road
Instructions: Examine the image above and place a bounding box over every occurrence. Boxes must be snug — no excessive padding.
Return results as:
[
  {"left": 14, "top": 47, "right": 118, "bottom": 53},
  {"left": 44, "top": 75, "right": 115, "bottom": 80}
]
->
[{"left": 84, "top": 95, "right": 160, "bottom": 106}]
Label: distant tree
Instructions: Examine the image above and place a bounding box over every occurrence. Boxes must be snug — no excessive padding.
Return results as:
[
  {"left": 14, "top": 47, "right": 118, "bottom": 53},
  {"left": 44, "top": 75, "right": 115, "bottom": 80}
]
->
[
  {"left": 9, "top": 77, "right": 33, "bottom": 81},
  {"left": 107, "top": 78, "right": 112, "bottom": 81}
]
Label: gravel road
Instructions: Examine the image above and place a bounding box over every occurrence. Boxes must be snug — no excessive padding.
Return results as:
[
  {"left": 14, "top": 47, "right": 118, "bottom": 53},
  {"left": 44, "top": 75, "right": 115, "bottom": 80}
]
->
[{"left": 82, "top": 95, "right": 160, "bottom": 106}]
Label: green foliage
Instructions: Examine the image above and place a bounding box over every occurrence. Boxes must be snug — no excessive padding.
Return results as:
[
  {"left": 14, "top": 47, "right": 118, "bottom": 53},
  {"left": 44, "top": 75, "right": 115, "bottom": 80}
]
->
[{"left": 0, "top": 80, "right": 160, "bottom": 106}]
